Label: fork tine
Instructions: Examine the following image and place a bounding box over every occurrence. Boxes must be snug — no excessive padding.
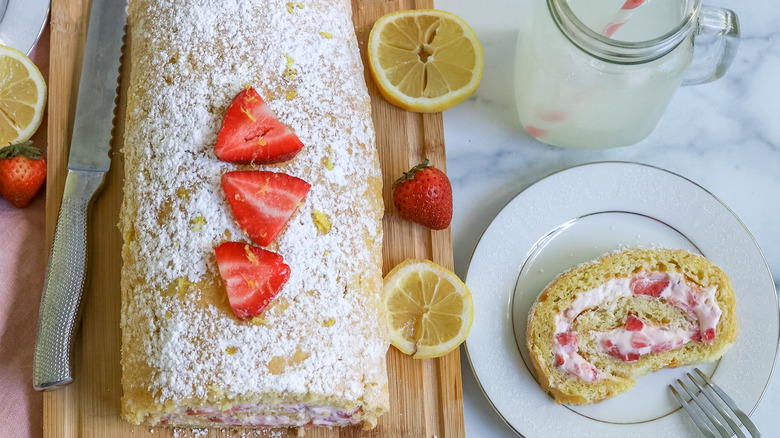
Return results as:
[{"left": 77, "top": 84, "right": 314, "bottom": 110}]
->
[
  {"left": 687, "top": 371, "right": 748, "bottom": 438},
  {"left": 670, "top": 384, "right": 719, "bottom": 438},
  {"left": 694, "top": 368, "right": 764, "bottom": 438},
  {"left": 677, "top": 379, "right": 731, "bottom": 438}
]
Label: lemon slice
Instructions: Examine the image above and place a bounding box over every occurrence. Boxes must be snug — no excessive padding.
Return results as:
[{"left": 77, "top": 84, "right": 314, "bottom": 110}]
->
[
  {"left": 367, "top": 9, "right": 483, "bottom": 113},
  {"left": 0, "top": 45, "right": 47, "bottom": 145},
  {"left": 384, "top": 259, "right": 474, "bottom": 359}
]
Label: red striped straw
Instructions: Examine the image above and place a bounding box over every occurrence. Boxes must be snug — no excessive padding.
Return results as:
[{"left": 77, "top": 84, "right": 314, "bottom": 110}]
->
[{"left": 603, "top": 0, "right": 648, "bottom": 38}]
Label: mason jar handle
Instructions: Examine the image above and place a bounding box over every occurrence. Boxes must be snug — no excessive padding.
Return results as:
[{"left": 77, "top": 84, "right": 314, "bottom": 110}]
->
[{"left": 683, "top": 5, "right": 740, "bottom": 86}]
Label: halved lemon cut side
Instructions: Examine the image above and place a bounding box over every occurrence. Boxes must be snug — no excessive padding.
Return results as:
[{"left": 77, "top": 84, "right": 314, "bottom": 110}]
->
[
  {"left": 383, "top": 259, "right": 474, "bottom": 359},
  {"left": 367, "top": 9, "right": 484, "bottom": 113},
  {"left": 0, "top": 45, "right": 47, "bottom": 145}
]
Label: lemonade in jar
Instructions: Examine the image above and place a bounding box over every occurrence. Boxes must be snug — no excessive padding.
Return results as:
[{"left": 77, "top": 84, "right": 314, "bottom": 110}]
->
[{"left": 515, "top": 0, "right": 739, "bottom": 149}]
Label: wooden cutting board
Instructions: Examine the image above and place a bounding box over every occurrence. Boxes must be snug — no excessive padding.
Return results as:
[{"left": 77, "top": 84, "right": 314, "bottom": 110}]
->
[{"left": 43, "top": 0, "right": 465, "bottom": 437}]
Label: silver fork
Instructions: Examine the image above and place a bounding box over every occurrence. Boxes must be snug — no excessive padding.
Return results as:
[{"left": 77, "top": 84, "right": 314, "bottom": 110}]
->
[{"left": 669, "top": 368, "right": 763, "bottom": 438}]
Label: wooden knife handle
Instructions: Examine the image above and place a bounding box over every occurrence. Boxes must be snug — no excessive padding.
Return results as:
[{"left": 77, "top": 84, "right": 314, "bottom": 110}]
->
[{"left": 33, "top": 169, "right": 105, "bottom": 391}]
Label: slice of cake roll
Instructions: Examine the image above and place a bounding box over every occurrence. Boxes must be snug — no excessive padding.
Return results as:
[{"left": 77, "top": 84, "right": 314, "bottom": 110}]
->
[
  {"left": 119, "top": 0, "right": 389, "bottom": 429},
  {"left": 526, "top": 248, "right": 738, "bottom": 404}
]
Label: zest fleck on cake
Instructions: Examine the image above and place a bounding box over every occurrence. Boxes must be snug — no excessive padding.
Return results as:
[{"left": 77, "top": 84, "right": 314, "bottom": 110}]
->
[{"left": 119, "top": 0, "right": 388, "bottom": 429}]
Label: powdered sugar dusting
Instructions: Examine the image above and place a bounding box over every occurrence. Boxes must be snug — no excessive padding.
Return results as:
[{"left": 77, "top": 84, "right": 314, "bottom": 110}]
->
[{"left": 121, "top": 0, "right": 387, "bottom": 422}]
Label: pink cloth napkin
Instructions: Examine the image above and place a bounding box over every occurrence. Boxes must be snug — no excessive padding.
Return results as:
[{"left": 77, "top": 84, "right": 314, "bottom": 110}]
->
[
  {"left": 0, "top": 25, "right": 50, "bottom": 438},
  {"left": 0, "top": 196, "right": 45, "bottom": 438}
]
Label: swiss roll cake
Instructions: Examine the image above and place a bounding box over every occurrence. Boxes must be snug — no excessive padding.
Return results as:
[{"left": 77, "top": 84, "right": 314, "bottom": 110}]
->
[
  {"left": 119, "top": 0, "right": 389, "bottom": 429},
  {"left": 526, "top": 248, "right": 738, "bottom": 404}
]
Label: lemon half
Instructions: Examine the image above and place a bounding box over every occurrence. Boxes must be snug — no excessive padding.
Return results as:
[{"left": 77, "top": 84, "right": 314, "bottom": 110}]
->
[
  {"left": 367, "top": 9, "right": 483, "bottom": 113},
  {"left": 384, "top": 259, "right": 474, "bottom": 359},
  {"left": 0, "top": 45, "right": 47, "bottom": 145}
]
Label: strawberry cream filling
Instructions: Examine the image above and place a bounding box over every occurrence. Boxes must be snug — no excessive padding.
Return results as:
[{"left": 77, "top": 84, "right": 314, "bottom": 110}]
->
[
  {"left": 158, "top": 403, "right": 362, "bottom": 427},
  {"left": 595, "top": 314, "right": 697, "bottom": 362},
  {"left": 552, "top": 271, "right": 721, "bottom": 382}
]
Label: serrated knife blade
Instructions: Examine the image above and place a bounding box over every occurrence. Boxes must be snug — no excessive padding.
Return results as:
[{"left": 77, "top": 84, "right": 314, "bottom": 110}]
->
[{"left": 32, "top": 0, "right": 127, "bottom": 391}]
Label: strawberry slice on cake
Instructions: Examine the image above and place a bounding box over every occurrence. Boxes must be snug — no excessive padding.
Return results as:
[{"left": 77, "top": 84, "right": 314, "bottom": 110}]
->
[
  {"left": 215, "top": 242, "right": 291, "bottom": 319},
  {"left": 222, "top": 170, "right": 311, "bottom": 247},
  {"left": 215, "top": 87, "right": 304, "bottom": 164}
]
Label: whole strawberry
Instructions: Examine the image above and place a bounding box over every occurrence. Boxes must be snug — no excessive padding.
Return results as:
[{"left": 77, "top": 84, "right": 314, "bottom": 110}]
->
[
  {"left": 392, "top": 159, "right": 453, "bottom": 230},
  {"left": 0, "top": 141, "right": 47, "bottom": 208}
]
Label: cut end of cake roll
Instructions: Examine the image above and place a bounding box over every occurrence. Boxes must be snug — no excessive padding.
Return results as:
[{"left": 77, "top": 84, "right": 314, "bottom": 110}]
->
[
  {"left": 526, "top": 248, "right": 738, "bottom": 405},
  {"left": 120, "top": 389, "right": 386, "bottom": 428}
]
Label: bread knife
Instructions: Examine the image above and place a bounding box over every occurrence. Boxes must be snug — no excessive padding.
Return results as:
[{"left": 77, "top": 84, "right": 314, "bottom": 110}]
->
[{"left": 32, "top": 0, "right": 127, "bottom": 391}]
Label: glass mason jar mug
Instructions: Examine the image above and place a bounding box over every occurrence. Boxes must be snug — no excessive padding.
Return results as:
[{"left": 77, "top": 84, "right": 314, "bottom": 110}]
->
[{"left": 514, "top": 0, "right": 739, "bottom": 149}]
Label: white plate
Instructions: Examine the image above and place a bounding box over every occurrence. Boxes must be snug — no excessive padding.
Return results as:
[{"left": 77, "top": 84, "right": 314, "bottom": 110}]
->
[
  {"left": 464, "top": 161, "right": 778, "bottom": 437},
  {"left": 0, "top": 0, "right": 49, "bottom": 55}
]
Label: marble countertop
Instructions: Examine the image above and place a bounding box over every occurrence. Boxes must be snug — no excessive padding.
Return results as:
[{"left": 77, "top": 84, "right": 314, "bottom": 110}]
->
[{"left": 436, "top": 0, "right": 780, "bottom": 435}]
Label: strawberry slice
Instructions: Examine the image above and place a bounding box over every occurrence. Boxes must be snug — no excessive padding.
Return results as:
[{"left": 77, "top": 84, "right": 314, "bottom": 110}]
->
[
  {"left": 624, "top": 315, "right": 645, "bottom": 331},
  {"left": 555, "top": 332, "right": 578, "bottom": 349},
  {"left": 631, "top": 277, "right": 669, "bottom": 298},
  {"left": 651, "top": 340, "right": 681, "bottom": 354},
  {"left": 623, "top": 352, "right": 641, "bottom": 362},
  {"left": 630, "top": 332, "right": 652, "bottom": 349},
  {"left": 215, "top": 87, "right": 304, "bottom": 164},
  {"left": 215, "top": 242, "right": 291, "bottom": 320},
  {"left": 222, "top": 170, "right": 311, "bottom": 246}
]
